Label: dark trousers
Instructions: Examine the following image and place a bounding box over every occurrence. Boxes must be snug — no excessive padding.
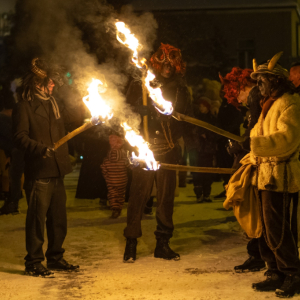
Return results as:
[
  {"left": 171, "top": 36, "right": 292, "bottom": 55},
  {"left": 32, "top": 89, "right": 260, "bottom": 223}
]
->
[
  {"left": 259, "top": 190, "right": 300, "bottom": 275},
  {"left": 124, "top": 167, "right": 176, "bottom": 239},
  {"left": 189, "top": 150, "right": 214, "bottom": 197},
  {"left": 25, "top": 177, "right": 67, "bottom": 266},
  {"left": 247, "top": 238, "right": 261, "bottom": 259}
]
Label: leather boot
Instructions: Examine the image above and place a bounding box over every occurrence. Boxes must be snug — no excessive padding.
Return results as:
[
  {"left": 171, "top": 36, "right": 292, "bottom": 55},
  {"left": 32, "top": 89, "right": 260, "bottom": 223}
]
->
[
  {"left": 154, "top": 237, "right": 180, "bottom": 260},
  {"left": 193, "top": 186, "right": 203, "bottom": 203},
  {"left": 252, "top": 271, "right": 285, "bottom": 291},
  {"left": 234, "top": 256, "right": 266, "bottom": 272},
  {"left": 0, "top": 201, "right": 19, "bottom": 215},
  {"left": 275, "top": 273, "right": 300, "bottom": 298},
  {"left": 123, "top": 238, "right": 137, "bottom": 263}
]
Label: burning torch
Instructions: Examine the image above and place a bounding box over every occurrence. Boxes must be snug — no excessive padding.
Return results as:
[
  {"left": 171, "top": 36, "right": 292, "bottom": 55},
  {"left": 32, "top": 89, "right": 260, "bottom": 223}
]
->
[
  {"left": 115, "top": 21, "right": 243, "bottom": 143},
  {"left": 54, "top": 78, "right": 112, "bottom": 151}
]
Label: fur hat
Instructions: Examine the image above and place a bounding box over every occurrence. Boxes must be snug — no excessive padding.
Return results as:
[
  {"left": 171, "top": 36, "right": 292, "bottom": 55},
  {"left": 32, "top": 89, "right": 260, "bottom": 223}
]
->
[{"left": 251, "top": 51, "right": 289, "bottom": 80}]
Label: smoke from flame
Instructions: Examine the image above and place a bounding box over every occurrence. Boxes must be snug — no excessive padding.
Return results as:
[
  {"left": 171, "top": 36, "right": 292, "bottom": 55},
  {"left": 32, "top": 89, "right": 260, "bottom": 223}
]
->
[{"left": 83, "top": 79, "right": 159, "bottom": 171}]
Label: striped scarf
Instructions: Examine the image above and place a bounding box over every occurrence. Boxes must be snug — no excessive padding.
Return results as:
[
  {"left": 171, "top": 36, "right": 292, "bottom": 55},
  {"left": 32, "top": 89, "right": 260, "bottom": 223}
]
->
[{"left": 34, "top": 89, "right": 61, "bottom": 119}]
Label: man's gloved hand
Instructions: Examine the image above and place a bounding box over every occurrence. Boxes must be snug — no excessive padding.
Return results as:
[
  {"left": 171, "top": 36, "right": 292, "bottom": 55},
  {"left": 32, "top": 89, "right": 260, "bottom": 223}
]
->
[
  {"left": 226, "top": 140, "right": 242, "bottom": 156},
  {"left": 43, "top": 147, "right": 55, "bottom": 158}
]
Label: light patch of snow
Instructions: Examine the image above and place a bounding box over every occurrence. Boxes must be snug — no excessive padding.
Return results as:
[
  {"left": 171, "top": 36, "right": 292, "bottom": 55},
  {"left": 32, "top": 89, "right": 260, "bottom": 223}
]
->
[{"left": 0, "top": 168, "right": 298, "bottom": 299}]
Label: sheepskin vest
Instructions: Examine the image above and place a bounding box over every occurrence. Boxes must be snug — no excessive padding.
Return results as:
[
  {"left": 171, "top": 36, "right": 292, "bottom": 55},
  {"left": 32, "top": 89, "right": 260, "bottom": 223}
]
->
[{"left": 250, "top": 92, "right": 300, "bottom": 193}]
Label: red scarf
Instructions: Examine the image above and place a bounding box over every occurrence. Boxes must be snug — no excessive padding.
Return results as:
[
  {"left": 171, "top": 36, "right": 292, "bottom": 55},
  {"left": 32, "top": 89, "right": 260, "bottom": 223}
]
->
[{"left": 261, "top": 97, "right": 276, "bottom": 119}]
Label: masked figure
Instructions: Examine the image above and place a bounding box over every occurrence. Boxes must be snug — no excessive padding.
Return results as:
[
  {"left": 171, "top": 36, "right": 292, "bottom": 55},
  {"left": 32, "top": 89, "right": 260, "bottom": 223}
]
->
[
  {"left": 220, "top": 67, "right": 265, "bottom": 272},
  {"left": 249, "top": 52, "right": 300, "bottom": 298},
  {"left": 123, "top": 43, "right": 194, "bottom": 262}
]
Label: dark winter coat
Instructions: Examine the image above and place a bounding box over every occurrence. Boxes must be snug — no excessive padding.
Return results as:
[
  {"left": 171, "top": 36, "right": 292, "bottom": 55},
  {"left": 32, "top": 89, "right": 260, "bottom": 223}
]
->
[
  {"left": 193, "top": 111, "right": 218, "bottom": 155},
  {"left": 0, "top": 112, "right": 12, "bottom": 157},
  {"left": 126, "top": 74, "right": 195, "bottom": 163},
  {"left": 227, "top": 86, "right": 263, "bottom": 168},
  {"left": 12, "top": 92, "right": 80, "bottom": 185}
]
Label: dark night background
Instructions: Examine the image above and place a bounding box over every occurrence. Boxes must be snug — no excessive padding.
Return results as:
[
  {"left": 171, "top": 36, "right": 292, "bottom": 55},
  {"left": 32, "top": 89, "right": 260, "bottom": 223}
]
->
[{"left": 1, "top": 0, "right": 300, "bottom": 88}]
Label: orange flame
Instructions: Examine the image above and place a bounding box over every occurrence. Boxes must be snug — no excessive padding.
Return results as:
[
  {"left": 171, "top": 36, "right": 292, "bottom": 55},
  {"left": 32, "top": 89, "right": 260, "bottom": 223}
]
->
[
  {"left": 83, "top": 79, "right": 113, "bottom": 120},
  {"left": 83, "top": 78, "right": 159, "bottom": 170},
  {"left": 115, "top": 21, "right": 173, "bottom": 115},
  {"left": 116, "top": 21, "right": 142, "bottom": 68},
  {"left": 122, "top": 122, "right": 159, "bottom": 170}
]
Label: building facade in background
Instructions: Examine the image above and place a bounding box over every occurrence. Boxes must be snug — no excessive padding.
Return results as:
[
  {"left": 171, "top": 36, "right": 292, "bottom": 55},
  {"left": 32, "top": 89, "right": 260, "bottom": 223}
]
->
[{"left": 110, "top": 0, "right": 300, "bottom": 84}]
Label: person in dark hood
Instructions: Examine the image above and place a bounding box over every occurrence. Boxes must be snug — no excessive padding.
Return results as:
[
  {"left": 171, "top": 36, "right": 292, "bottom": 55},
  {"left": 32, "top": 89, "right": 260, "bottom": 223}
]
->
[
  {"left": 190, "top": 96, "right": 217, "bottom": 203},
  {"left": 0, "top": 82, "right": 25, "bottom": 215},
  {"left": 13, "top": 58, "right": 82, "bottom": 276},
  {"left": 220, "top": 67, "right": 265, "bottom": 273},
  {"left": 123, "top": 43, "right": 195, "bottom": 263}
]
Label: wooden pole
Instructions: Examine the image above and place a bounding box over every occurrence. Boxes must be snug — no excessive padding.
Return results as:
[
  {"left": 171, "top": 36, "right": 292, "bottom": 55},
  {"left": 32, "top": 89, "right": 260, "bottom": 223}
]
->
[
  {"left": 142, "top": 74, "right": 149, "bottom": 142},
  {"left": 54, "top": 122, "right": 93, "bottom": 150},
  {"left": 172, "top": 111, "right": 244, "bottom": 143},
  {"left": 160, "top": 163, "right": 236, "bottom": 174}
]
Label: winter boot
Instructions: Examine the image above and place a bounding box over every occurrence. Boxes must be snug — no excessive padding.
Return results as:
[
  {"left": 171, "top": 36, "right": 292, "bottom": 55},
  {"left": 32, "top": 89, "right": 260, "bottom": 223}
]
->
[
  {"left": 234, "top": 256, "right": 266, "bottom": 273},
  {"left": 203, "top": 196, "right": 212, "bottom": 203},
  {"left": 252, "top": 271, "right": 285, "bottom": 292},
  {"left": 111, "top": 209, "right": 121, "bottom": 219},
  {"left": 47, "top": 258, "right": 79, "bottom": 271},
  {"left": 193, "top": 186, "right": 203, "bottom": 203},
  {"left": 154, "top": 237, "right": 180, "bottom": 260},
  {"left": 196, "top": 195, "right": 204, "bottom": 203},
  {"left": 0, "top": 201, "right": 19, "bottom": 215},
  {"left": 275, "top": 274, "right": 300, "bottom": 298},
  {"left": 123, "top": 238, "right": 137, "bottom": 263},
  {"left": 25, "top": 262, "right": 53, "bottom": 277}
]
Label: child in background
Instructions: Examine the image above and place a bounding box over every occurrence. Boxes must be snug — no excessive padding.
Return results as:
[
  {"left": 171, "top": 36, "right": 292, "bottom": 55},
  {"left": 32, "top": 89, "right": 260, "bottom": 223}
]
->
[{"left": 101, "top": 135, "right": 130, "bottom": 218}]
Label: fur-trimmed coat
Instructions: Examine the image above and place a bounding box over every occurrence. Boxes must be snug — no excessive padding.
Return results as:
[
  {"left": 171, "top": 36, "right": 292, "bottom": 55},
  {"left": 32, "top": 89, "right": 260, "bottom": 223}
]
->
[{"left": 250, "top": 92, "right": 300, "bottom": 193}]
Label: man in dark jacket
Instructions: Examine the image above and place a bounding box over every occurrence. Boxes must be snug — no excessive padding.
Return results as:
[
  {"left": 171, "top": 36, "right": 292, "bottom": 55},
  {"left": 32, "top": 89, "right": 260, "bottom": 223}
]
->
[
  {"left": 13, "top": 58, "right": 80, "bottom": 276},
  {"left": 123, "top": 43, "right": 194, "bottom": 262}
]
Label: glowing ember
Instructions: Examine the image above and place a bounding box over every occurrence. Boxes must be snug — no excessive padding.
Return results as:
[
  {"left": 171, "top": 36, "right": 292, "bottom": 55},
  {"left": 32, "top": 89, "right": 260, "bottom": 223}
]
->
[
  {"left": 122, "top": 122, "right": 160, "bottom": 171},
  {"left": 115, "top": 21, "right": 173, "bottom": 115},
  {"left": 83, "top": 79, "right": 113, "bottom": 120}
]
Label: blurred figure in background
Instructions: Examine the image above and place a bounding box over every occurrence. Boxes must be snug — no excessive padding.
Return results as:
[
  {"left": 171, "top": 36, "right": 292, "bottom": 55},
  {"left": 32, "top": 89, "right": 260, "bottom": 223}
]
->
[
  {"left": 0, "top": 82, "right": 25, "bottom": 215},
  {"left": 214, "top": 85, "right": 243, "bottom": 198},
  {"left": 190, "top": 96, "right": 217, "bottom": 203},
  {"left": 289, "top": 62, "right": 300, "bottom": 92},
  {"left": 101, "top": 134, "right": 130, "bottom": 218}
]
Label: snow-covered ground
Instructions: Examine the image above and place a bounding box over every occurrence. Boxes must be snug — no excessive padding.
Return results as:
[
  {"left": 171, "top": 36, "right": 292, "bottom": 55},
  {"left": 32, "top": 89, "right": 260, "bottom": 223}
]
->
[{"left": 0, "top": 167, "right": 299, "bottom": 300}]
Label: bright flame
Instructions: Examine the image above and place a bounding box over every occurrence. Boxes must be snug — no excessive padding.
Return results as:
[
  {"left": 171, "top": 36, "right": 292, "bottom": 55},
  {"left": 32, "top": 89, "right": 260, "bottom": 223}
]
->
[
  {"left": 115, "top": 21, "right": 173, "bottom": 115},
  {"left": 122, "top": 122, "right": 160, "bottom": 171},
  {"left": 83, "top": 79, "right": 113, "bottom": 120},
  {"left": 116, "top": 21, "right": 142, "bottom": 68},
  {"left": 144, "top": 70, "right": 173, "bottom": 115},
  {"left": 83, "top": 78, "right": 159, "bottom": 170}
]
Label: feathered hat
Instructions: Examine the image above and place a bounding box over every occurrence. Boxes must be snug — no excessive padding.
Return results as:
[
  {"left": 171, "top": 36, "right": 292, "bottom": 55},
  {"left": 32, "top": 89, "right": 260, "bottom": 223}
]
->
[{"left": 251, "top": 51, "right": 289, "bottom": 79}]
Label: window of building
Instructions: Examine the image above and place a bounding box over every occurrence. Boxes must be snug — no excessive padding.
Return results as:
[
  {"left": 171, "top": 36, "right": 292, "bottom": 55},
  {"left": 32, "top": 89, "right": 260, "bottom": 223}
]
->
[{"left": 238, "top": 40, "right": 255, "bottom": 69}]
